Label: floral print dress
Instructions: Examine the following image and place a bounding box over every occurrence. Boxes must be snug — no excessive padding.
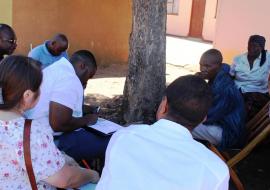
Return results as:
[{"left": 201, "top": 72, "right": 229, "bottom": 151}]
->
[{"left": 0, "top": 117, "right": 65, "bottom": 190}]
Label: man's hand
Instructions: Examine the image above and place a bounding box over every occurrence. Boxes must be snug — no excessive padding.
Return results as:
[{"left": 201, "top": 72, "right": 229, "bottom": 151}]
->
[
  {"left": 195, "top": 72, "right": 208, "bottom": 79},
  {"left": 83, "top": 113, "right": 98, "bottom": 125},
  {"left": 83, "top": 104, "right": 100, "bottom": 115}
]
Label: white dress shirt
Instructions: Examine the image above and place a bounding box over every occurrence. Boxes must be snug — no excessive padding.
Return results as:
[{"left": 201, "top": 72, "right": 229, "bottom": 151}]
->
[
  {"left": 96, "top": 119, "right": 229, "bottom": 190},
  {"left": 26, "top": 57, "right": 83, "bottom": 135},
  {"left": 230, "top": 52, "right": 270, "bottom": 93}
]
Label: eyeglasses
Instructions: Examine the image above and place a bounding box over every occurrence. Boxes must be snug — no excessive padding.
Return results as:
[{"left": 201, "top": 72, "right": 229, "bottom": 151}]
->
[{"left": 1, "top": 39, "right": 17, "bottom": 44}]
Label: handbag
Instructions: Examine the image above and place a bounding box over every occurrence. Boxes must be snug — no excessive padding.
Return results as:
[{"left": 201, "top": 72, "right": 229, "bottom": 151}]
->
[{"left": 23, "top": 119, "right": 38, "bottom": 190}]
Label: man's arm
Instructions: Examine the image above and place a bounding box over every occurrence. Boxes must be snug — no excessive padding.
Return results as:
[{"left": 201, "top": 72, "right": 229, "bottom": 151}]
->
[
  {"left": 83, "top": 104, "right": 100, "bottom": 115},
  {"left": 49, "top": 101, "right": 98, "bottom": 132}
]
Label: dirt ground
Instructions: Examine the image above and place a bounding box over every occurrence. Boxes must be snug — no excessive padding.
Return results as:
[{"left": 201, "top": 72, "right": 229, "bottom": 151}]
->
[{"left": 84, "top": 63, "right": 270, "bottom": 190}]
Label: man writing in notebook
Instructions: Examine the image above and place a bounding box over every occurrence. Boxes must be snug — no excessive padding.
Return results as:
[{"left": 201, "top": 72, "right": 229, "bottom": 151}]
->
[
  {"left": 97, "top": 75, "right": 229, "bottom": 190},
  {"left": 26, "top": 50, "right": 110, "bottom": 164}
]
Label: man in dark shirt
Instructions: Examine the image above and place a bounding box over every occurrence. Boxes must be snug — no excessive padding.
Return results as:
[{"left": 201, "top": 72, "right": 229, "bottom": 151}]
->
[{"left": 193, "top": 49, "right": 246, "bottom": 149}]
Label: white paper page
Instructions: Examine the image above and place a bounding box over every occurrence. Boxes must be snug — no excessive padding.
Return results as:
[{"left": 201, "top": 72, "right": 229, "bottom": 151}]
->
[{"left": 87, "top": 118, "right": 123, "bottom": 134}]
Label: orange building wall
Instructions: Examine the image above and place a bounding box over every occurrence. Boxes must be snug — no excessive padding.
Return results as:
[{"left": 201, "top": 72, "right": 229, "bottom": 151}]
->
[
  {"left": 12, "top": 0, "right": 132, "bottom": 65},
  {"left": 214, "top": 0, "right": 270, "bottom": 64}
]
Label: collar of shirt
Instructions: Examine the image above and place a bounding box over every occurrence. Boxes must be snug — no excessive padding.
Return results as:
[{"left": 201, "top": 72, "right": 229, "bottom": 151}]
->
[
  {"left": 48, "top": 57, "right": 76, "bottom": 75},
  {"left": 243, "top": 52, "right": 262, "bottom": 67},
  {"left": 152, "top": 119, "right": 193, "bottom": 140},
  {"left": 42, "top": 41, "right": 53, "bottom": 56}
]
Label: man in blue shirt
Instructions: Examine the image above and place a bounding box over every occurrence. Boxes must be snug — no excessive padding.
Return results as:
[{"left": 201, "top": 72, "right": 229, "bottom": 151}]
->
[
  {"left": 193, "top": 49, "right": 246, "bottom": 149},
  {"left": 28, "top": 33, "right": 69, "bottom": 69}
]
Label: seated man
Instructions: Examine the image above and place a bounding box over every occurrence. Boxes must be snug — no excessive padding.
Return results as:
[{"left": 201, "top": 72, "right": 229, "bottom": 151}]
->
[
  {"left": 96, "top": 75, "right": 229, "bottom": 190},
  {"left": 193, "top": 49, "right": 245, "bottom": 149},
  {"left": 0, "top": 23, "right": 17, "bottom": 62},
  {"left": 28, "top": 33, "right": 69, "bottom": 69},
  {"left": 230, "top": 35, "right": 270, "bottom": 120},
  {"left": 26, "top": 50, "right": 110, "bottom": 164}
]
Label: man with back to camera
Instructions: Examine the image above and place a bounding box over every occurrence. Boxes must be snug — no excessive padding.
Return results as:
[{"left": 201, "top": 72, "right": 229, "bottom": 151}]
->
[
  {"left": 96, "top": 75, "right": 229, "bottom": 190},
  {"left": 0, "top": 23, "right": 17, "bottom": 62},
  {"left": 28, "top": 33, "right": 69, "bottom": 69}
]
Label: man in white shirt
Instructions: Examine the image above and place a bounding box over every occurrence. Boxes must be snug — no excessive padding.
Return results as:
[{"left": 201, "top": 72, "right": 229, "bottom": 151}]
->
[
  {"left": 96, "top": 75, "right": 230, "bottom": 190},
  {"left": 26, "top": 50, "right": 110, "bottom": 164}
]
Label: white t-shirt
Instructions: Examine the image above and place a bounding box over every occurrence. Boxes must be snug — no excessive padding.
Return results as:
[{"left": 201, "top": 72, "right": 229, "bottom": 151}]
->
[
  {"left": 230, "top": 52, "right": 270, "bottom": 93},
  {"left": 96, "top": 119, "right": 229, "bottom": 190},
  {"left": 0, "top": 117, "right": 65, "bottom": 190},
  {"left": 26, "top": 57, "right": 83, "bottom": 134}
]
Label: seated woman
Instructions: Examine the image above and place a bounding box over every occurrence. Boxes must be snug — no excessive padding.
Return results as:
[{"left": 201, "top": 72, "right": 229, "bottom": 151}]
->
[
  {"left": 230, "top": 35, "right": 270, "bottom": 120},
  {"left": 0, "top": 55, "right": 99, "bottom": 189}
]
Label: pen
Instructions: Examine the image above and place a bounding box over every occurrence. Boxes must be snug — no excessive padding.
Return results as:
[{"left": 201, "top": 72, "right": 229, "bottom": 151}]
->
[{"left": 82, "top": 159, "right": 91, "bottom": 169}]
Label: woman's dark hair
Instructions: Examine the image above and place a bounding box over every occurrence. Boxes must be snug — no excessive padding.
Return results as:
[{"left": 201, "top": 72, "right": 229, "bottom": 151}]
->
[
  {"left": 248, "top": 35, "right": 267, "bottom": 66},
  {"left": 260, "top": 50, "right": 267, "bottom": 67},
  {"left": 0, "top": 55, "right": 42, "bottom": 110}
]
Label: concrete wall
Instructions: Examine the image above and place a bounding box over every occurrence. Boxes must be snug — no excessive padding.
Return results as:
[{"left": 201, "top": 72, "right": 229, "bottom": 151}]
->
[
  {"left": 202, "top": 0, "right": 217, "bottom": 41},
  {"left": 167, "top": 0, "right": 192, "bottom": 37},
  {"left": 0, "top": 0, "right": 12, "bottom": 25},
  {"left": 12, "top": 0, "right": 132, "bottom": 65},
  {"left": 214, "top": 0, "right": 270, "bottom": 63},
  {"left": 166, "top": 0, "right": 217, "bottom": 41}
]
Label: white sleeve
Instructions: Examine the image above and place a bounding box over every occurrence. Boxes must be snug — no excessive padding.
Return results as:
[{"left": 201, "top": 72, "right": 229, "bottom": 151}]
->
[
  {"left": 215, "top": 174, "right": 230, "bottom": 190},
  {"left": 266, "top": 52, "right": 270, "bottom": 70},
  {"left": 50, "top": 77, "right": 83, "bottom": 111},
  {"left": 96, "top": 131, "right": 127, "bottom": 190}
]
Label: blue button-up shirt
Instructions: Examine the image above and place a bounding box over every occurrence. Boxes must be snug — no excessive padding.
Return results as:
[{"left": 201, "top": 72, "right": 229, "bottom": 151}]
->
[{"left": 28, "top": 41, "right": 69, "bottom": 69}]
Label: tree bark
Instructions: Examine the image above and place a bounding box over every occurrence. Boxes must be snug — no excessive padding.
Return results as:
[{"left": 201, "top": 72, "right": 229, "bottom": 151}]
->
[{"left": 123, "top": 0, "right": 167, "bottom": 124}]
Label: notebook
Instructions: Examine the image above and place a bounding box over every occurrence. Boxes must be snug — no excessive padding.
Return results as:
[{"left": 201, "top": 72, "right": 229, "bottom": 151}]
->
[{"left": 86, "top": 118, "right": 123, "bottom": 135}]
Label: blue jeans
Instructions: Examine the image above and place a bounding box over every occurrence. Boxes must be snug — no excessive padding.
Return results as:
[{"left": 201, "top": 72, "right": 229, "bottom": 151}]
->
[
  {"left": 79, "top": 183, "right": 97, "bottom": 190},
  {"left": 57, "top": 129, "right": 111, "bottom": 163}
]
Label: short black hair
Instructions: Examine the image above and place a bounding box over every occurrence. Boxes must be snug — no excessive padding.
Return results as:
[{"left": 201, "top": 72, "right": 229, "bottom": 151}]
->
[
  {"left": 70, "top": 50, "right": 97, "bottom": 71},
  {"left": 0, "top": 55, "right": 42, "bottom": 110},
  {"left": 0, "top": 23, "right": 14, "bottom": 36},
  {"left": 202, "top": 49, "right": 223, "bottom": 64},
  {"left": 53, "top": 33, "right": 68, "bottom": 44},
  {"left": 165, "top": 75, "right": 212, "bottom": 128}
]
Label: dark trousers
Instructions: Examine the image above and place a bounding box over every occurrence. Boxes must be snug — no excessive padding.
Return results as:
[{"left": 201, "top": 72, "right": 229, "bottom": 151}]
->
[
  {"left": 242, "top": 92, "right": 269, "bottom": 121},
  {"left": 57, "top": 129, "right": 111, "bottom": 166}
]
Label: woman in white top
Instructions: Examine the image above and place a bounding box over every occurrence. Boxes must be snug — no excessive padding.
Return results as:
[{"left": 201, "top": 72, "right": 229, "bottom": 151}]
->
[
  {"left": 230, "top": 35, "right": 270, "bottom": 120},
  {"left": 0, "top": 55, "right": 99, "bottom": 190}
]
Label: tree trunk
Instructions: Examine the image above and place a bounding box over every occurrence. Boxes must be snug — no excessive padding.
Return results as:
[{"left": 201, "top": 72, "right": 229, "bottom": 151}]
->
[{"left": 123, "top": 0, "right": 167, "bottom": 124}]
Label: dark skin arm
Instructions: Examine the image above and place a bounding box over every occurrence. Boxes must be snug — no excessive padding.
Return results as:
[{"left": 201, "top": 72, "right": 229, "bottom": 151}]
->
[
  {"left": 195, "top": 72, "right": 208, "bottom": 79},
  {"left": 49, "top": 101, "right": 98, "bottom": 132},
  {"left": 82, "top": 104, "right": 99, "bottom": 115}
]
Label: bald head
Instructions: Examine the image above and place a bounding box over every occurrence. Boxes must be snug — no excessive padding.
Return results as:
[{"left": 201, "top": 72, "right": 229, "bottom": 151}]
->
[
  {"left": 47, "top": 33, "right": 68, "bottom": 56},
  {"left": 52, "top": 33, "right": 68, "bottom": 44},
  {"left": 199, "top": 49, "right": 223, "bottom": 81},
  {"left": 0, "top": 24, "right": 17, "bottom": 59},
  {"left": 202, "top": 49, "right": 223, "bottom": 64}
]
